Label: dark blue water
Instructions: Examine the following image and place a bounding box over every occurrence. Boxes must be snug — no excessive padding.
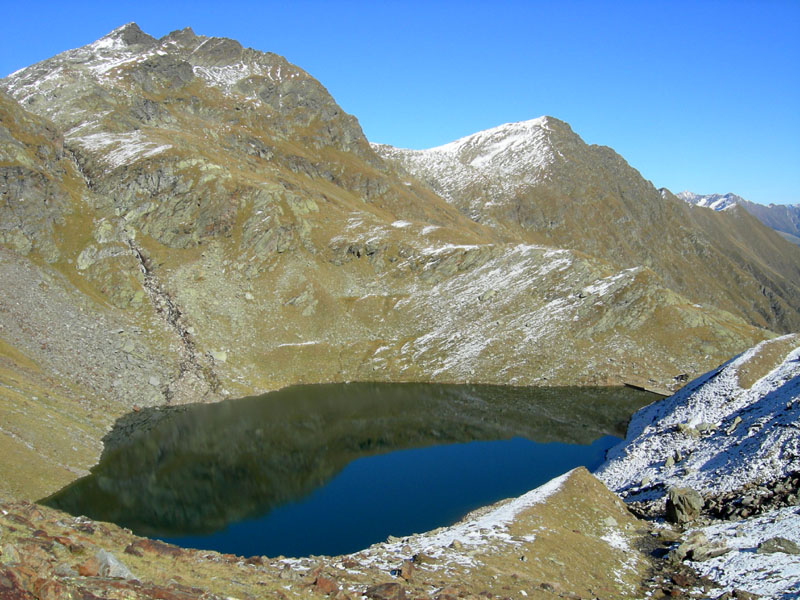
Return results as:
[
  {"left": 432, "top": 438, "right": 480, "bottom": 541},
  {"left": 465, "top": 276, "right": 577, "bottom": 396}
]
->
[
  {"left": 43, "top": 382, "right": 657, "bottom": 557},
  {"left": 164, "top": 435, "right": 617, "bottom": 558}
]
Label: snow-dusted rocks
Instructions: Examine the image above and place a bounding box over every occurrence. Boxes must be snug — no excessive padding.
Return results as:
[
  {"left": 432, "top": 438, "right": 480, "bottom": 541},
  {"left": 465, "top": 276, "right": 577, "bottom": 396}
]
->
[
  {"left": 597, "top": 334, "right": 800, "bottom": 599},
  {"left": 597, "top": 334, "right": 800, "bottom": 501},
  {"left": 687, "top": 506, "right": 800, "bottom": 599}
]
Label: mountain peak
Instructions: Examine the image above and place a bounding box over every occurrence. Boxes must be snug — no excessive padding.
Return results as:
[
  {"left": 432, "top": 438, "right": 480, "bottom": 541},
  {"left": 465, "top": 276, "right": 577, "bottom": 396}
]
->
[
  {"left": 429, "top": 116, "right": 551, "bottom": 153},
  {"left": 677, "top": 190, "right": 800, "bottom": 245},
  {"left": 423, "top": 116, "right": 557, "bottom": 180},
  {"left": 95, "top": 22, "right": 156, "bottom": 49},
  {"left": 677, "top": 191, "right": 743, "bottom": 211}
]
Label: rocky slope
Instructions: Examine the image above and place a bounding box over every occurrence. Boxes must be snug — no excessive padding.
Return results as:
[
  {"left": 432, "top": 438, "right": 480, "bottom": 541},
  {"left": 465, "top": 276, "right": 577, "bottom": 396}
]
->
[
  {"left": 375, "top": 118, "right": 800, "bottom": 334},
  {"left": 598, "top": 334, "right": 800, "bottom": 599},
  {"left": 677, "top": 191, "right": 800, "bottom": 246},
  {"left": 0, "top": 24, "right": 784, "bottom": 501}
]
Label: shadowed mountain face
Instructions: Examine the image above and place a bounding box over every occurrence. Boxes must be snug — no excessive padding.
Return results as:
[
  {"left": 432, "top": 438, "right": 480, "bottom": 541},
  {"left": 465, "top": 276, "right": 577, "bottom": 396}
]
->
[
  {"left": 42, "top": 383, "right": 658, "bottom": 537},
  {"left": 0, "top": 23, "right": 787, "bottom": 501}
]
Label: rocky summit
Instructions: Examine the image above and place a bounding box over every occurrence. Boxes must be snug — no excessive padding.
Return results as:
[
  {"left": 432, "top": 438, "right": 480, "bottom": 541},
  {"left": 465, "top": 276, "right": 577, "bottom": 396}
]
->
[{"left": 0, "top": 22, "right": 799, "bottom": 599}]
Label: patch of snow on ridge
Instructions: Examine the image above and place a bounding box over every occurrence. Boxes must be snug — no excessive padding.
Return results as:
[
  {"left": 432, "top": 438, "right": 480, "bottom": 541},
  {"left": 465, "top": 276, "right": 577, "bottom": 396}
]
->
[
  {"left": 72, "top": 132, "right": 171, "bottom": 169},
  {"left": 193, "top": 63, "right": 261, "bottom": 88},
  {"left": 397, "top": 244, "right": 575, "bottom": 378},
  {"left": 361, "top": 469, "right": 572, "bottom": 569},
  {"left": 432, "top": 117, "right": 553, "bottom": 173},
  {"left": 596, "top": 335, "right": 800, "bottom": 501},
  {"left": 193, "top": 61, "right": 299, "bottom": 96},
  {"left": 583, "top": 267, "right": 641, "bottom": 296}
]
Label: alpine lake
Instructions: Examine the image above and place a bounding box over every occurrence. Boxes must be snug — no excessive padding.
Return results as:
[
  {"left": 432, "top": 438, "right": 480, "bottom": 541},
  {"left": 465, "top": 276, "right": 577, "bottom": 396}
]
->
[{"left": 42, "top": 383, "right": 659, "bottom": 558}]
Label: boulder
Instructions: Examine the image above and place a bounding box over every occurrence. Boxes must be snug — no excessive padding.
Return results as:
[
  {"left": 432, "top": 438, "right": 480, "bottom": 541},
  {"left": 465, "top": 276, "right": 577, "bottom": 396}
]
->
[
  {"left": 666, "top": 487, "right": 703, "bottom": 524},
  {"left": 314, "top": 575, "right": 338, "bottom": 594},
  {"left": 95, "top": 549, "right": 135, "bottom": 580},
  {"left": 756, "top": 536, "right": 800, "bottom": 555},
  {"left": 365, "top": 582, "right": 406, "bottom": 600}
]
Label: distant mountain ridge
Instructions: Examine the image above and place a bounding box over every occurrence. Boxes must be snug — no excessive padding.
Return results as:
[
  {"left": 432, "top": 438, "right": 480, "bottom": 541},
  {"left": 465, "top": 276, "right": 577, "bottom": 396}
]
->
[
  {"left": 676, "top": 191, "right": 800, "bottom": 245},
  {"left": 376, "top": 118, "right": 800, "bottom": 334}
]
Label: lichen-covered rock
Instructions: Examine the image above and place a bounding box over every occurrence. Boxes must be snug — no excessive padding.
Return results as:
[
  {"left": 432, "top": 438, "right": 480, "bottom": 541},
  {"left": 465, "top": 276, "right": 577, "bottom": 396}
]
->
[{"left": 757, "top": 536, "right": 800, "bottom": 555}]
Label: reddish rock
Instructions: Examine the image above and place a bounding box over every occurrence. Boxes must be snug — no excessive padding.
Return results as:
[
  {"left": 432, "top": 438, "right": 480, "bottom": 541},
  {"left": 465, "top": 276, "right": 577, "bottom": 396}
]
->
[
  {"left": 32, "top": 579, "right": 67, "bottom": 600},
  {"left": 670, "top": 572, "right": 692, "bottom": 587},
  {"left": 5, "top": 514, "right": 34, "bottom": 530},
  {"left": 0, "top": 566, "right": 35, "bottom": 599},
  {"left": 399, "top": 560, "right": 414, "bottom": 581},
  {"left": 124, "top": 539, "right": 182, "bottom": 558},
  {"left": 365, "top": 582, "right": 406, "bottom": 600},
  {"left": 342, "top": 558, "right": 359, "bottom": 569},
  {"left": 77, "top": 556, "right": 101, "bottom": 577},
  {"left": 123, "top": 545, "right": 143, "bottom": 558},
  {"left": 74, "top": 522, "right": 95, "bottom": 535},
  {"left": 53, "top": 536, "right": 80, "bottom": 552},
  {"left": 6, "top": 565, "right": 36, "bottom": 592},
  {"left": 314, "top": 575, "right": 338, "bottom": 594}
]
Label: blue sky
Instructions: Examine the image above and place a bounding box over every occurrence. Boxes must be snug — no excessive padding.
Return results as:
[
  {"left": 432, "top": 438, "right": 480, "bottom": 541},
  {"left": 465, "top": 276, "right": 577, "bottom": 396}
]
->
[{"left": 2, "top": 1, "right": 799, "bottom": 204}]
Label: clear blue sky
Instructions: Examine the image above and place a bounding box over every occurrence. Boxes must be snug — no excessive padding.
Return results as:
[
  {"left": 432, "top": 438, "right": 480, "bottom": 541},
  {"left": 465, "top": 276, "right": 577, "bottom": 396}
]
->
[{"left": 2, "top": 0, "right": 799, "bottom": 204}]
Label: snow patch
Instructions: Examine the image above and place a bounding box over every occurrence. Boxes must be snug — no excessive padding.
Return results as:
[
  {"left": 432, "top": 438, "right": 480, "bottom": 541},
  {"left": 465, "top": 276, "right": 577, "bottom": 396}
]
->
[
  {"left": 583, "top": 267, "right": 640, "bottom": 296},
  {"left": 688, "top": 506, "right": 800, "bottom": 599},
  {"left": 373, "top": 117, "right": 556, "bottom": 207},
  {"left": 360, "top": 469, "right": 572, "bottom": 569},
  {"left": 275, "top": 341, "right": 321, "bottom": 348},
  {"left": 72, "top": 131, "right": 171, "bottom": 168}
]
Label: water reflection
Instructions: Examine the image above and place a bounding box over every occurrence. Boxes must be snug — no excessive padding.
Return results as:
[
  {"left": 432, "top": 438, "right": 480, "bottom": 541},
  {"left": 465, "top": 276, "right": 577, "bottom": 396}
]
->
[{"left": 43, "top": 383, "right": 656, "bottom": 541}]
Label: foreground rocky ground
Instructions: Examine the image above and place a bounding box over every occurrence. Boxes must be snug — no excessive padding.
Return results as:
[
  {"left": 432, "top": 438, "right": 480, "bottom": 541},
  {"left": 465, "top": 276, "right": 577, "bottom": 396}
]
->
[
  {"left": 0, "top": 468, "right": 706, "bottom": 600},
  {"left": 2, "top": 335, "right": 798, "bottom": 599}
]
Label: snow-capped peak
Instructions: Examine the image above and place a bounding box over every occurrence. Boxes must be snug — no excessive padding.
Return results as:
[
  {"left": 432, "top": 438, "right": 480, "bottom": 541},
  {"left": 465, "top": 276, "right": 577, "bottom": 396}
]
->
[
  {"left": 429, "top": 116, "right": 551, "bottom": 161},
  {"left": 372, "top": 117, "right": 557, "bottom": 207},
  {"left": 677, "top": 191, "right": 742, "bottom": 211}
]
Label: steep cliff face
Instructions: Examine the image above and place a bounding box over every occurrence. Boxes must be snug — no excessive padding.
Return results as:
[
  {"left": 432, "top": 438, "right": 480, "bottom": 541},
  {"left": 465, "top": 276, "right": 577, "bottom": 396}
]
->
[
  {"left": 376, "top": 117, "right": 800, "bottom": 333},
  {"left": 0, "top": 24, "right": 777, "bottom": 500}
]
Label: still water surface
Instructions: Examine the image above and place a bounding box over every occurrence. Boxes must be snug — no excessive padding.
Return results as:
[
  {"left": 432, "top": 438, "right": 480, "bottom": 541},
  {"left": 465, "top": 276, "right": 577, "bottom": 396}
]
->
[{"left": 43, "top": 382, "right": 657, "bottom": 557}]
